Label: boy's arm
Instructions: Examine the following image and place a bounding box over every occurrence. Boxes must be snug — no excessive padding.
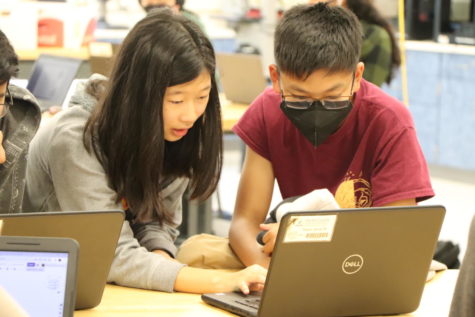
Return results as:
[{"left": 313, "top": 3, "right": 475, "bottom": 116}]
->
[
  {"left": 381, "top": 198, "right": 416, "bottom": 207},
  {"left": 229, "top": 146, "right": 275, "bottom": 268}
]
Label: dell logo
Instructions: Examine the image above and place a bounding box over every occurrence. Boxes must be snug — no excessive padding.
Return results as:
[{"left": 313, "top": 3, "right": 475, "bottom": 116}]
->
[{"left": 342, "top": 254, "right": 364, "bottom": 275}]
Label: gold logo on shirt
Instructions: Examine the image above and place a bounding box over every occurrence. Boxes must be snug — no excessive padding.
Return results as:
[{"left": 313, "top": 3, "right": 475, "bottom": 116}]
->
[{"left": 335, "top": 172, "right": 372, "bottom": 208}]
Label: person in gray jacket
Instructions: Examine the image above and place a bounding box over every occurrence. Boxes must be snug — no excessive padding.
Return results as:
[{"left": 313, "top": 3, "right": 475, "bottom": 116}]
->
[
  {"left": 450, "top": 215, "right": 475, "bottom": 317},
  {"left": 0, "top": 30, "right": 41, "bottom": 213},
  {"left": 23, "top": 10, "right": 266, "bottom": 294}
]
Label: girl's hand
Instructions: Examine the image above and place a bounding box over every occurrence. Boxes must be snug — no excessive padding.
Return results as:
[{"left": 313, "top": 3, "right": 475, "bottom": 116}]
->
[{"left": 231, "top": 264, "right": 267, "bottom": 294}]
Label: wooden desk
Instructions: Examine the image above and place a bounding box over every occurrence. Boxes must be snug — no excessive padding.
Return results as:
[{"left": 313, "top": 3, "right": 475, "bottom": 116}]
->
[
  {"left": 75, "top": 270, "right": 458, "bottom": 317},
  {"left": 220, "top": 97, "right": 248, "bottom": 132}
]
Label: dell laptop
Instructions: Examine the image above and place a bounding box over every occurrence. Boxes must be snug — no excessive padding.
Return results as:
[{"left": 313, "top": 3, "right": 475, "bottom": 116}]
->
[{"left": 202, "top": 205, "right": 445, "bottom": 317}]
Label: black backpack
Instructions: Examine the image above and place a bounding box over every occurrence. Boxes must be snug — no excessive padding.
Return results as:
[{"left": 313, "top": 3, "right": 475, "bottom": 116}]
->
[{"left": 433, "top": 240, "right": 460, "bottom": 269}]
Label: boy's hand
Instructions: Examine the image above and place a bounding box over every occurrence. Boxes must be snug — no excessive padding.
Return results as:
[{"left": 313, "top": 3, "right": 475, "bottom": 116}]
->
[{"left": 260, "top": 223, "right": 280, "bottom": 256}]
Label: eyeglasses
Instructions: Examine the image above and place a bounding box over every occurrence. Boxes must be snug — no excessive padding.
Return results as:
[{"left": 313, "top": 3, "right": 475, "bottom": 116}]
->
[
  {"left": 280, "top": 72, "right": 355, "bottom": 111},
  {"left": 0, "top": 87, "right": 13, "bottom": 118}
]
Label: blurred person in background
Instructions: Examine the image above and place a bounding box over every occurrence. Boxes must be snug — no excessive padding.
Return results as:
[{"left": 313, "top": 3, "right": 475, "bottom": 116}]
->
[
  {"left": 138, "top": 0, "right": 205, "bottom": 31},
  {"left": 309, "top": 0, "right": 401, "bottom": 86}
]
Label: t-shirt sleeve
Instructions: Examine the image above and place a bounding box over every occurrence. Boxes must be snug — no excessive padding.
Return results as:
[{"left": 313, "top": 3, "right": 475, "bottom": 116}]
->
[
  {"left": 232, "top": 92, "right": 271, "bottom": 160},
  {"left": 371, "top": 126, "right": 435, "bottom": 206}
]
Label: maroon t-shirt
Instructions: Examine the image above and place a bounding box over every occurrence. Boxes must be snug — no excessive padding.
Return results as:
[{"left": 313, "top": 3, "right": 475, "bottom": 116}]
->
[{"left": 233, "top": 79, "right": 434, "bottom": 208}]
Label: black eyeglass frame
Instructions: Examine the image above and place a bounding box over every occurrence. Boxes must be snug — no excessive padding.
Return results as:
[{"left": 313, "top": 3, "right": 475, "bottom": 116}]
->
[{"left": 279, "top": 72, "right": 356, "bottom": 111}]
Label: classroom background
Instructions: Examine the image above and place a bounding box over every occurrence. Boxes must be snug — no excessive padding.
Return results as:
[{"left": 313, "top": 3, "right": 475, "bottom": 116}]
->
[{"left": 1, "top": 0, "right": 474, "bottom": 259}]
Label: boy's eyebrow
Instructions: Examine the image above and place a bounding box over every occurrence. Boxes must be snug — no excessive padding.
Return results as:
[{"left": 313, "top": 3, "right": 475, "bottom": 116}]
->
[{"left": 288, "top": 83, "right": 345, "bottom": 96}]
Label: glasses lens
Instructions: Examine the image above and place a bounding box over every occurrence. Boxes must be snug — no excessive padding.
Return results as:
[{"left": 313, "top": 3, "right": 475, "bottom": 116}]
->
[
  {"left": 284, "top": 100, "right": 312, "bottom": 110},
  {"left": 320, "top": 99, "right": 351, "bottom": 110}
]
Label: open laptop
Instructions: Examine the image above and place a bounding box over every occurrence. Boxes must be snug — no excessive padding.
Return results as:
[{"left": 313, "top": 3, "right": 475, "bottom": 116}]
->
[
  {"left": 202, "top": 205, "right": 446, "bottom": 317},
  {"left": 0, "top": 236, "right": 79, "bottom": 317},
  {"left": 26, "top": 54, "right": 82, "bottom": 111},
  {"left": 216, "top": 53, "right": 268, "bottom": 105},
  {"left": 0, "top": 210, "right": 124, "bottom": 310}
]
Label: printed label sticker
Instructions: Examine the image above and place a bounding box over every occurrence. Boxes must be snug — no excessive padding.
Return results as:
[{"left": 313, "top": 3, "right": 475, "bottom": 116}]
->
[{"left": 283, "top": 215, "right": 337, "bottom": 243}]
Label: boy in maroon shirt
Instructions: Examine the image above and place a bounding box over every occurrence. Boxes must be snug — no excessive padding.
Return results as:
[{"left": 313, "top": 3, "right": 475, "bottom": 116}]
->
[{"left": 229, "top": 3, "right": 434, "bottom": 268}]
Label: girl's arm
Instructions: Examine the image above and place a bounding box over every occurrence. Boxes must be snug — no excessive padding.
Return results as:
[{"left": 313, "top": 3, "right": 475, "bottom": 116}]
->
[{"left": 175, "top": 265, "right": 267, "bottom": 294}]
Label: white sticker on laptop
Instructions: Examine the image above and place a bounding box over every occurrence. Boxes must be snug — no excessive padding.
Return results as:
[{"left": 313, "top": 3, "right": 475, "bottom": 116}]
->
[{"left": 283, "top": 215, "right": 337, "bottom": 243}]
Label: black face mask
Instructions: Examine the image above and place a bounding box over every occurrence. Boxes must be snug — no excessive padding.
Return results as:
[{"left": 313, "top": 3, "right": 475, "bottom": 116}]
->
[
  {"left": 144, "top": 4, "right": 170, "bottom": 13},
  {"left": 280, "top": 100, "right": 353, "bottom": 147}
]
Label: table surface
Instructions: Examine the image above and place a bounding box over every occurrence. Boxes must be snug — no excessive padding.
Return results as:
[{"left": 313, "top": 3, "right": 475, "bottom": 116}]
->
[
  {"left": 220, "top": 97, "right": 248, "bottom": 132},
  {"left": 74, "top": 270, "right": 458, "bottom": 317}
]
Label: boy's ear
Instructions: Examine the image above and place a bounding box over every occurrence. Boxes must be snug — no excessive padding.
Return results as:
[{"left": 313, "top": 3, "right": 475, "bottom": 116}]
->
[
  {"left": 172, "top": 4, "right": 180, "bottom": 13},
  {"left": 269, "top": 64, "right": 281, "bottom": 94},
  {"left": 352, "top": 62, "right": 365, "bottom": 93}
]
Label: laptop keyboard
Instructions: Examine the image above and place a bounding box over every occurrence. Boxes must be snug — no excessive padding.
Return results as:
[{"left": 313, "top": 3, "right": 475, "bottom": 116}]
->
[{"left": 236, "top": 297, "right": 261, "bottom": 309}]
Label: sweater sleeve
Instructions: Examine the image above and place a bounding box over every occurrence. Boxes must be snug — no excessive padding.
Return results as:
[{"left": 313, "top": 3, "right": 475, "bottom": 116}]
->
[
  {"left": 108, "top": 221, "right": 185, "bottom": 292},
  {"left": 45, "top": 108, "right": 186, "bottom": 292},
  {"left": 130, "top": 178, "right": 188, "bottom": 257}
]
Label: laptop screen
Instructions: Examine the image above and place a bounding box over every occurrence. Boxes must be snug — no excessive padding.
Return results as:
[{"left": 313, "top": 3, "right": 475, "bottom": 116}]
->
[
  {"left": 26, "top": 55, "right": 81, "bottom": 109},
  {"left": 0, "top": 250, "right": 69, "bottom": 317}
]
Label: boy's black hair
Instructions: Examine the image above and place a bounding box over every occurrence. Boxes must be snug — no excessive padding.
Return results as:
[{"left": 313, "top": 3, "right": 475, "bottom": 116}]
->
[
  {"left": 275, "top": 3, "right": 363, "bottom": 79},
  {"left": 0, "top": 30, "right": 19, "bottom": 84}
]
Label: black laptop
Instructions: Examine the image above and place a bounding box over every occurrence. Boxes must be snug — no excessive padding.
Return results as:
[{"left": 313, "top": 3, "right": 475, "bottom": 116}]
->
[
  {"left": 0, "top": 210, "right": 124, "bottom": 310},
  {"left": 26, "top": 54, "right": 82, "bottom": 111},
  {"left": 202, "top": 205, "right": 445, "bottom": 317}
]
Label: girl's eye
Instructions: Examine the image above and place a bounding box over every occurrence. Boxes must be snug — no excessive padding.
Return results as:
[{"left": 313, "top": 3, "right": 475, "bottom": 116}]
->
[
  {"left": 198, "top": 96, "right": 208, "bottom": 100},
  {"left": 169, "top": 100, "right": 183, "bottom": 105}
]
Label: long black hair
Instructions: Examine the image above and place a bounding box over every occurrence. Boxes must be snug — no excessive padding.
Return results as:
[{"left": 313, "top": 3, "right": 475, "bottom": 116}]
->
[
  {"left": 345, "top": 0, "right": 401, "bottom": 84},
  {"left": 84, "top": 9, "right": 222, "bottom": 224}
]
